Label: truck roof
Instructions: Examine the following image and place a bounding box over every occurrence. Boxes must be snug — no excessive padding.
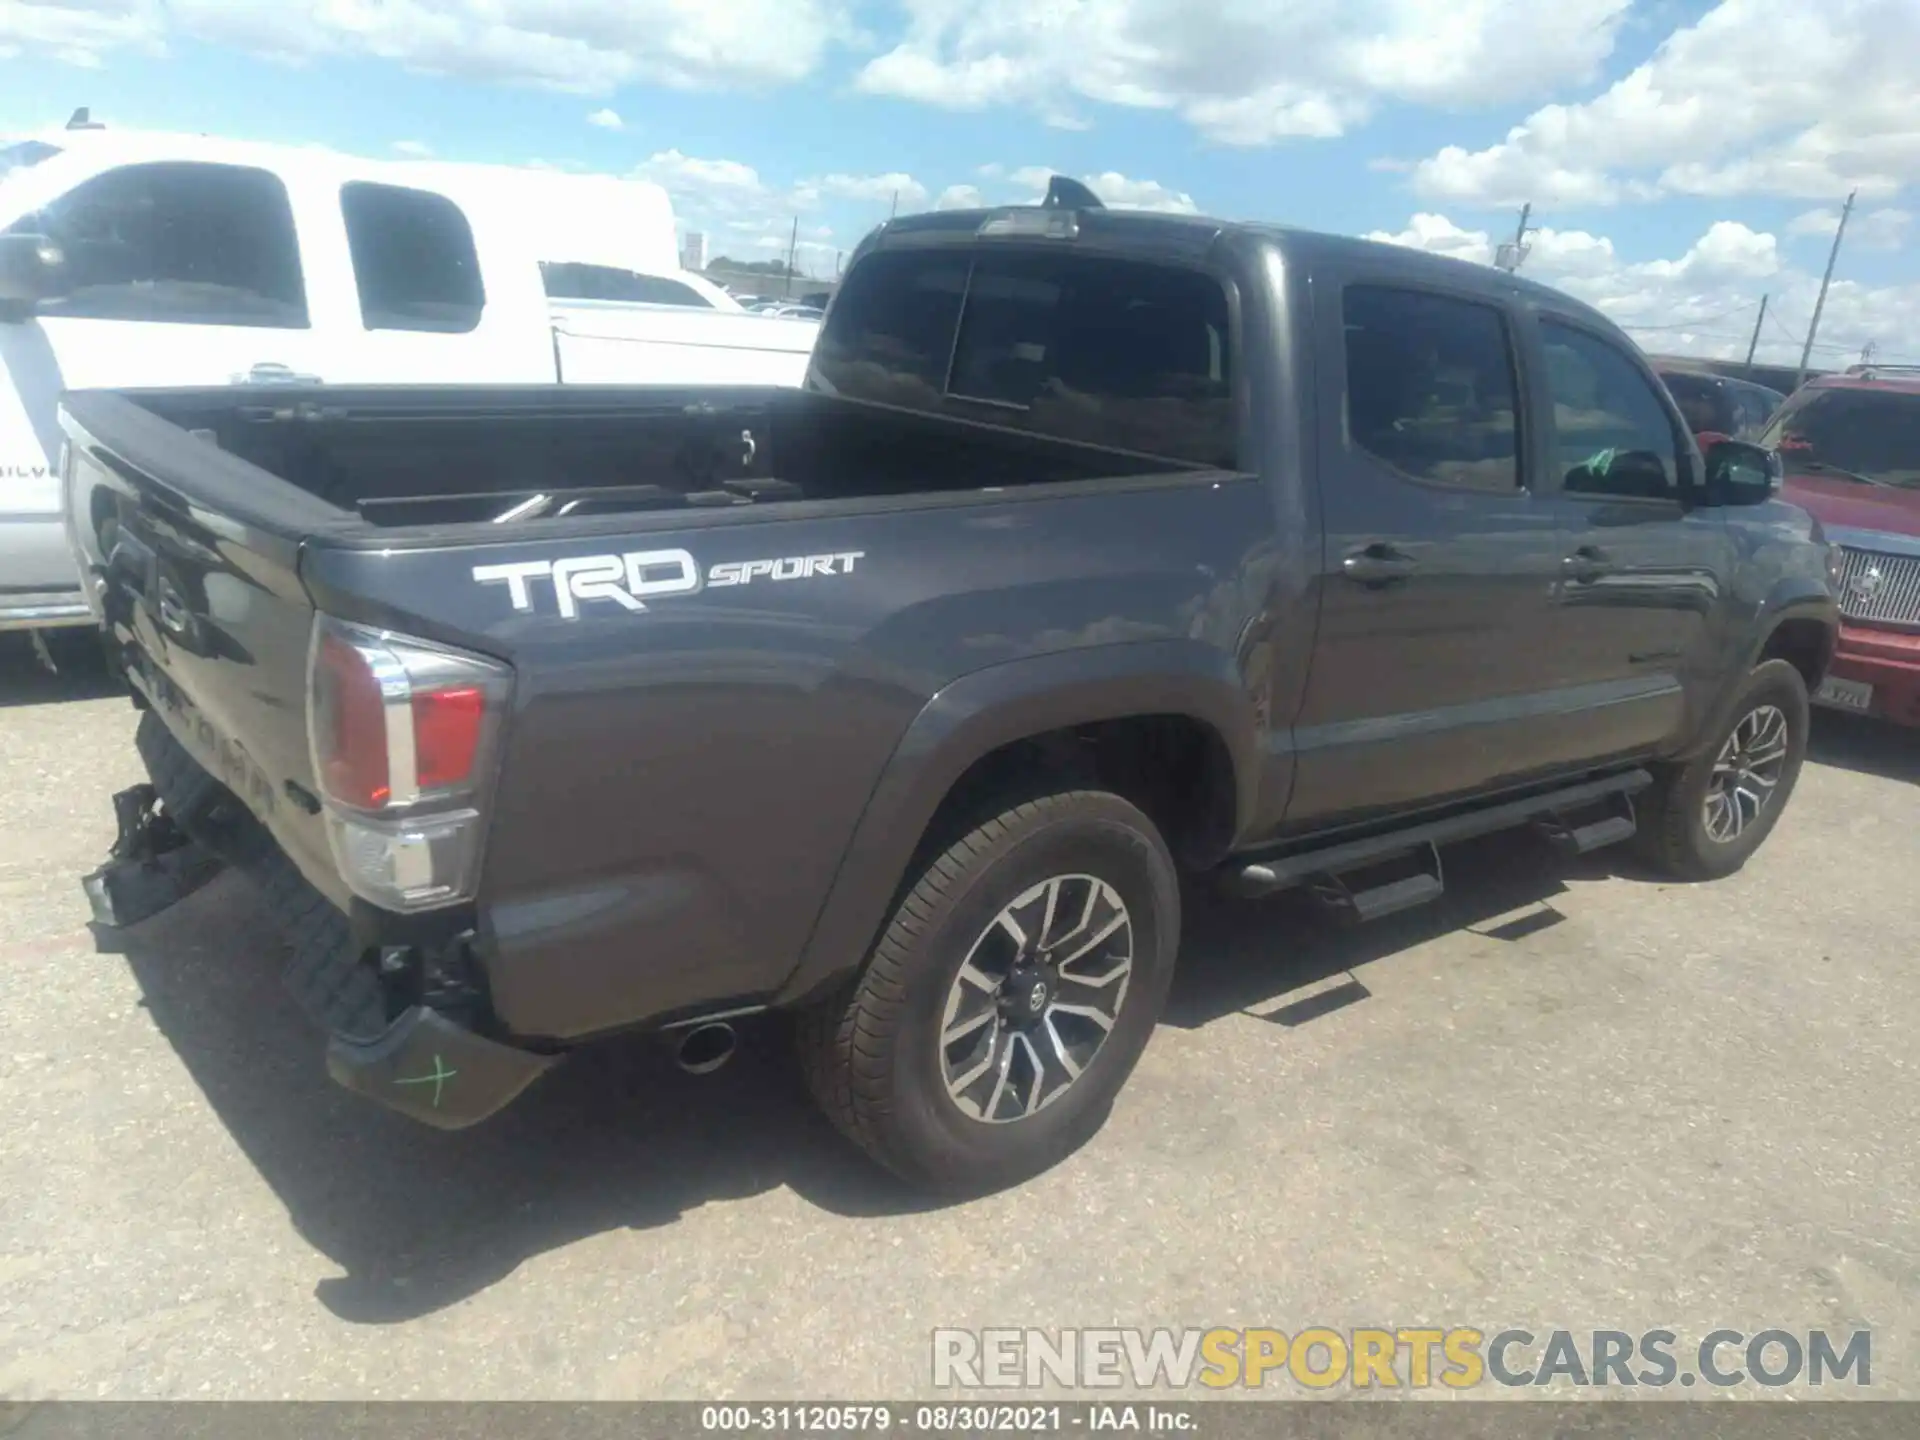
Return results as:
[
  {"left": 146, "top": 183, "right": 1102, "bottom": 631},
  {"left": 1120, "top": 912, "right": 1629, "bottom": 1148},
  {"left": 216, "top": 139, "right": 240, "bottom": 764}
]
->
[
  {"left": 7, "top": 123, "right": 684, "bottom": 279},
  {"left": 875, "top": 197, "right": 1624, "bottom": 338}
]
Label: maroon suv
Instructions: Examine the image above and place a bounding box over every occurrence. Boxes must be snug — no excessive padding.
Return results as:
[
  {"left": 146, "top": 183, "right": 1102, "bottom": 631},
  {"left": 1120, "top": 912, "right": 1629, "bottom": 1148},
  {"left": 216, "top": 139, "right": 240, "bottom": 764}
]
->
[{"left": 1765, "top": 368, "right": 1920, "bottom": 725}]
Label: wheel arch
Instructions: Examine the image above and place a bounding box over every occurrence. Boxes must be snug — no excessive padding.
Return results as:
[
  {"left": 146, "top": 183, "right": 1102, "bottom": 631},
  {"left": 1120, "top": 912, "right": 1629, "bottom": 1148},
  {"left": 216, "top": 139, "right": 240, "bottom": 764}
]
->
[
  {"left": 775, "top": 640, "right": 1261, "bottom": 1006},
  {"left": 1683, "top": 586, "right": 1836, "bottom": 760}
]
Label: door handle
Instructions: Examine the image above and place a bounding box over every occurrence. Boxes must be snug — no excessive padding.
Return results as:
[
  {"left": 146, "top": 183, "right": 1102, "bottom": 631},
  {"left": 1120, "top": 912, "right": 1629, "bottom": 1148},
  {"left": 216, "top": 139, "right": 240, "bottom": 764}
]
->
[
  {"left": 1562, "top": 545, "right": 1611, "bottom": 582},
  {"left": 1341, "top": 543, "right": 1417, "bottom": 587}
]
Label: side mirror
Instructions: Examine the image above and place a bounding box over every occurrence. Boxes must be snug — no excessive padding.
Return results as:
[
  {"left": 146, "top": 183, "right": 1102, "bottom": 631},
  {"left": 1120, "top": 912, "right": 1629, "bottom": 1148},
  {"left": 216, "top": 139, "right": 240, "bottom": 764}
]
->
[
  {"left": 0, "top": 232, "right": 70, "bottom": 317},
  {"left": 1701, "top": 438, "right": 1782, "bottom": 507}
]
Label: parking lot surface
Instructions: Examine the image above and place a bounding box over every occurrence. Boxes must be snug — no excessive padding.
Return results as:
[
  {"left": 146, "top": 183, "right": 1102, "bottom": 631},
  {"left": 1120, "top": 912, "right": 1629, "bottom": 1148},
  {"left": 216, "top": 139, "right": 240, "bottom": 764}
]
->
[{"left": 2, "top": 636, "right": 1916, "bottom": 1400}]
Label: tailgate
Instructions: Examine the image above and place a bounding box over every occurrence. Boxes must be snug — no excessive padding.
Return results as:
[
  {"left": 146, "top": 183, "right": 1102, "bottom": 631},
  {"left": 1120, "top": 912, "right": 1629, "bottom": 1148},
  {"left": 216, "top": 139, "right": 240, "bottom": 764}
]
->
[{"left": 61, "top": 392, "right": 348, "bottom": 910}]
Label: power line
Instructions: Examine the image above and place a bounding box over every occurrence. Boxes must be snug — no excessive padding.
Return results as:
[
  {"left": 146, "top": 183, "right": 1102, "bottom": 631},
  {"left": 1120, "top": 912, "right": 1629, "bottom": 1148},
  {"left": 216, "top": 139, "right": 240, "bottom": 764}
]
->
[{"left": 1618, "top": 301, "right": 1761, "bottom": 332}]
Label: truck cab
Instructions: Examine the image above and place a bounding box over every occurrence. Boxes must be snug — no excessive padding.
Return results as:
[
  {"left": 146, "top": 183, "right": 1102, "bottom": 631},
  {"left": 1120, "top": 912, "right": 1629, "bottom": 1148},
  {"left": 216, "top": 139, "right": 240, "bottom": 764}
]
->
[
  {"left": 64, "top": 190, "right": 1836, "bottom": 1193},
  {"left": 0, "top": 124, "right": 817, "bottom": 634}
]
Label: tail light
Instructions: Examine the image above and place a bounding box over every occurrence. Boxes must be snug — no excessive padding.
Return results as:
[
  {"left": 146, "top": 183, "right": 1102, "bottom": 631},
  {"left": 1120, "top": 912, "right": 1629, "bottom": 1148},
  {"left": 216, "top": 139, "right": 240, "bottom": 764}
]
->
[{"left": 307, "top": 615, "right": 512, "bottom": 913}]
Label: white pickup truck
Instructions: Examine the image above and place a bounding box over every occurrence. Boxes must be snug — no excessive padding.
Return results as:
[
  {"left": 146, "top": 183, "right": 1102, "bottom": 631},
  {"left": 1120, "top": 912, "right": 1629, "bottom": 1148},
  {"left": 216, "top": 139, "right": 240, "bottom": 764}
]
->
[{"left": 0, "top": 121, "right": 820, "bottom": 634}]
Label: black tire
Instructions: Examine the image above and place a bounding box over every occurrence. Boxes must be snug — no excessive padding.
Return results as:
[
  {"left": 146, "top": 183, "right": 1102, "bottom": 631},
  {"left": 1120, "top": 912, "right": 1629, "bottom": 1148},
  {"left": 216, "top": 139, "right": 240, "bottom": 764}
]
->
[
  {"left": 798, "top": 789, "right": 1180, "bottom": 1194},
  {"left": 1635, "top": 659, "right": 1810, "bottom": 881}
]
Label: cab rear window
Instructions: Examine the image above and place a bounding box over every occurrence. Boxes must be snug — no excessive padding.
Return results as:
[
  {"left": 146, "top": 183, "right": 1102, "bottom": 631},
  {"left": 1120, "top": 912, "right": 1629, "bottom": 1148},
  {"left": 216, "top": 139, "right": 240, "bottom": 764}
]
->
[{"left": 813, "top": 247, "right": 1237, "bottom": 468}]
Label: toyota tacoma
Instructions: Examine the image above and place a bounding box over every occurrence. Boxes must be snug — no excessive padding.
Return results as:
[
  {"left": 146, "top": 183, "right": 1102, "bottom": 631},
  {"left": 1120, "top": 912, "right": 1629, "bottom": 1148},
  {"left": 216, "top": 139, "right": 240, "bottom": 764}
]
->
[{"left": 64, "top": 181, "right": 1838, "bottom": 1192}]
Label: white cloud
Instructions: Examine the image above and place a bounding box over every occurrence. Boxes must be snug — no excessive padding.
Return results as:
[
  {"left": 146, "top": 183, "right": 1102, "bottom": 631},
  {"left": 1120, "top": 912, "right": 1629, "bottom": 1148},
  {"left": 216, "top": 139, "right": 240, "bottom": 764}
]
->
[
  {"left": 1, "top": 0, "right": 850, "bottom": 91},
  {"left": 935, "top": 184, "right": 984, "bottom": 210},
  {"left": 818, "top": 172, "right": 928, "bottom": 207},
  {"left": 586, "top": 107, "right": 624, "bottom": 130},
  {"left": 1008, "top": 166, "right": 1199, "bottom": 214},
  {"left": 1367, "top": 210, "right": 1919, "bottom": 367},
  {"left": 1410, "top": 0, "right": 1920, "bottom": 206},
  {"left": 1787, "top": 208, "right": 1843, "bottom": 239},
  {"left": 635, "top": 149, "right": 765, "bottom": 195},
  {"left": 1789, "top": 205, "right": 1911, "bottom": 252},
  {"left": 631, "top": 152, "right": 912, "bottom": 276},
  {"left": 0, "top": 0, "right": 165, "bottom": 66},
  {"left": 391, "top": 139, "right": 433, "bottom": 157},
  {"left": 856, "top": 0, "right": 1630, "bottom": 145}
]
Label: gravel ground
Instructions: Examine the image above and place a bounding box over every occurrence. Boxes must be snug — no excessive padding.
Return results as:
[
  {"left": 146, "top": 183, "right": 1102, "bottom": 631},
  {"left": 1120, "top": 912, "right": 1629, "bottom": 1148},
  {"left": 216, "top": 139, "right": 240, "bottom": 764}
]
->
[{"left": 1, "top": 634, "right": 1914, "bottom": 1402}]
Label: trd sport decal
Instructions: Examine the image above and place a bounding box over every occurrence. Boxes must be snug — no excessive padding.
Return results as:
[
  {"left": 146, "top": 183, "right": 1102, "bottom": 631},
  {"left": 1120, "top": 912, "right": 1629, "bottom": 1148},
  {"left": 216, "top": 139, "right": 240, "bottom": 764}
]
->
[{"left": 472, "top": 548, "right": 866, "bottom": 619}]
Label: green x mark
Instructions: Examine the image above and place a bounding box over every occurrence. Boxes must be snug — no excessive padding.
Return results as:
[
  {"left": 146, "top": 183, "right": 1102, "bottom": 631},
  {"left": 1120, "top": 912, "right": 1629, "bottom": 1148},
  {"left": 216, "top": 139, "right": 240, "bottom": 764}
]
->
[{"left": 393, "top": 1053, "right": 458, "bottom": 1108}]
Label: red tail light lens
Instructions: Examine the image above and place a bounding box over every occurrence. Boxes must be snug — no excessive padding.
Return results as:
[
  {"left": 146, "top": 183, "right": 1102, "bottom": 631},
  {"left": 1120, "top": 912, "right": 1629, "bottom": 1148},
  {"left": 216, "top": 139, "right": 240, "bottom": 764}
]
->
[
  {"left": 314, "top": 630, "right": 393, "bottom": 809},
  {"left": 412, "top": 685, "right": 485, "bottom": 792},
  {"left": 306, "top": 616, "right": 513, "bottom": 913}
]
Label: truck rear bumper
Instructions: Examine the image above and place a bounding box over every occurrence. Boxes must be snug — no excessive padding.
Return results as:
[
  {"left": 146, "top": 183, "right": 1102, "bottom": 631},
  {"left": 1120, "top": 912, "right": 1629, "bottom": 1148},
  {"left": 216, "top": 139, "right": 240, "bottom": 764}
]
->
[
  {"left": 118, "top": 712, "right": 561, "bottom": 1128},
  {"left": 327, "top": 1005, "right": 558, "bottom": 1130}
]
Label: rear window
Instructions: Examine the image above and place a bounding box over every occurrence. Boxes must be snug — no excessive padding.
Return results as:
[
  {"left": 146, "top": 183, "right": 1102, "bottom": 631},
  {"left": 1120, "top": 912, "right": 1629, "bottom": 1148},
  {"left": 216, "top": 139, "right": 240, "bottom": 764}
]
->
[
  {"left": 813, "top": 247, "right": 1236, "bottom": 468},
  {"left": 341, "top": 182, "right": 485, "bottom": 333},
  {"left": 1764, "top": 386, "right": 1920, "bottom": 489}
]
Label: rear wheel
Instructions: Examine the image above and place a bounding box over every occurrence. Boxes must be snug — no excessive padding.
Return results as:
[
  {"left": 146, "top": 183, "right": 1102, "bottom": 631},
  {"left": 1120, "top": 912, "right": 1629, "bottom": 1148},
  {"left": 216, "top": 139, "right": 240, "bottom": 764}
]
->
[
  {"left": 1636, "top": 659, "right": 1809, "bottom": 880},
  {"left": 798, "top": 790, "right": 1180, "bottom": 1193}
]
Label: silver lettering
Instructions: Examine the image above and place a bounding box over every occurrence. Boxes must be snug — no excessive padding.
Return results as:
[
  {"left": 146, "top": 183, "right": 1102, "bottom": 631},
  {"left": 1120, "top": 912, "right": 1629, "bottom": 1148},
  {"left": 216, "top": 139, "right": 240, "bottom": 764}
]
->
[
  {"left": 553, "top": 554, "right": 641, "bottom": 619},
  {"left": 707, "top": 561, "right": 745, "bottom": 588},
  {"left": 472, "top": 559, "right": 552, "bottom": 612},
  {"left": 626, "top": 548, "right": 702, "bottom": 599},
  {"left": 771, "top": 556, "right": 806, "bottom": 581}
]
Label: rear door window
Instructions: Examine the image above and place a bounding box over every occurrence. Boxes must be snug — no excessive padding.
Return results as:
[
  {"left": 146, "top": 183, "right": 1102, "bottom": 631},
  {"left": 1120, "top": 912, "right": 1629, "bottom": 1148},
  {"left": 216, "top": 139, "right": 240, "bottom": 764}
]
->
[
  {"left": 1342, "top": 285, "right": 1521, "bottom": 492},
  {"left": 341, "top": 182, "right": 485, "bottom": 333}
]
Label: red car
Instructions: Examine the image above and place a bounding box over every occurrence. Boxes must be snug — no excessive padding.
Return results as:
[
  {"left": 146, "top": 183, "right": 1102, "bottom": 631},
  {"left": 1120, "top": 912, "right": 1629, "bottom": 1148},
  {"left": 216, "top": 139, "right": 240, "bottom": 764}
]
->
[{"left": 1762, "top": 367, "right": 1920, "bottom": 725}]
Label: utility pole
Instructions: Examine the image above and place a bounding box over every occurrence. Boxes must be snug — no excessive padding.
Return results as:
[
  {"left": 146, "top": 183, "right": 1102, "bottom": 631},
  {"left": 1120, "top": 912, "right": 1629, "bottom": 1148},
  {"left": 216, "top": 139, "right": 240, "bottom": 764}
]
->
[
  {"left": 1859, "top": 339, "right": 1878, "bottom": 368},
  {"left": 1743, "top": 294, "right": 1769, "bottom": 369},
  {"left": 1496, "top": 202, "right": 1532, "bottom": 272},
  {"left": 889, "top": 189, "right": 899, "bottom": 221},
  {"left": 784, "top": 215, "right": 798, "bottom": 298},
  {"left": 1797, "top": 190, "right": 1855, "bottom": 389}
]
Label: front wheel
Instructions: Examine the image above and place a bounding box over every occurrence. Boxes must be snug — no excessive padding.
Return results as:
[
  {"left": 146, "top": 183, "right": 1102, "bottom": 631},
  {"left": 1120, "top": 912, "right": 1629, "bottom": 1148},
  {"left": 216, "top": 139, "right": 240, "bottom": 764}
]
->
[
  {"left": 1636, "top": 658, "right": 1810, "bottom": 881},
  {"left": 798, "top": 790, "right": 1180, "bottom": 1194}
]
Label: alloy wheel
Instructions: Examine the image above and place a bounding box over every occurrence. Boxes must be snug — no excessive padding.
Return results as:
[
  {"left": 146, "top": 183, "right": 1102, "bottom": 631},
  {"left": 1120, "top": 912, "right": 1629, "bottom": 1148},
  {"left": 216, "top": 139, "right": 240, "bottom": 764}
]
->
[
  {"left": 1703, "top": 703, "right": 1791, "bottom": 844},
  {"left": 938, "top": 873, "right": 1134, "bottom": 1124}
]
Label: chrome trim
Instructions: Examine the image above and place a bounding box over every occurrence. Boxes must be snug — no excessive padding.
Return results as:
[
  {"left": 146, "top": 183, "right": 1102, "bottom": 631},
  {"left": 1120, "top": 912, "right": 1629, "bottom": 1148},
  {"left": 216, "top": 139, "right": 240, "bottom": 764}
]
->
[
  {"left": 1823, "top": 525, "right": 1920, "bottom": 560},
  {"left": 366, "top": 641, "right": 421, "bottom": 808},
  {"left": 0, "top": 597, "right": 91, "bottom": 632},
  {"left": 1828, "top": 540, "right": 1920, "bottom": 629}
]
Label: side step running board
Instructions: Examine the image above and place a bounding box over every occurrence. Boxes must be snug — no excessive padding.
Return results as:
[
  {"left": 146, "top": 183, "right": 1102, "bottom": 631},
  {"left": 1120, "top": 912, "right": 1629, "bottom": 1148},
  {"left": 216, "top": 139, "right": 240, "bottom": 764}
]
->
[
  {"left": 1308, "top": 843, "right": 1445, "bottom": 923},
  {"left": 1229, "top": 768, "right": 1652, "bottom": 910},
  {"left": 1533, "top": 790, "right": 1639, "bottom": 857}
]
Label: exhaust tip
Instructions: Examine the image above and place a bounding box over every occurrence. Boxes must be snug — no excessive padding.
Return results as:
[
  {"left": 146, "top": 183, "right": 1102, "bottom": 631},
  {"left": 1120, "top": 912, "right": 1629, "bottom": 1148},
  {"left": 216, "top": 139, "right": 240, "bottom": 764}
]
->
[{"left": 674, "top": 1021, "right": 737, "bottom": 1076}]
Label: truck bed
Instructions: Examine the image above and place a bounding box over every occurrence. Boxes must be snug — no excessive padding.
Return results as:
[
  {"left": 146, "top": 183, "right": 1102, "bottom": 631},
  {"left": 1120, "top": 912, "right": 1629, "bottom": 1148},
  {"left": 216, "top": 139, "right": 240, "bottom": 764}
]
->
[{"left": 69, "top": 384, "right": 1199, "bottom": 537}]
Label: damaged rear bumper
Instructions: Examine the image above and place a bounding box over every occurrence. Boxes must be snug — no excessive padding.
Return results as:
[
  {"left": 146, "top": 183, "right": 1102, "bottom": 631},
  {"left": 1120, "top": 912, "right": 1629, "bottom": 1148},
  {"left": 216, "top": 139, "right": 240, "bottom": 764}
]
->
[
  {"left": 88, "top": 716, "right": 563, "bottom": 1130},
  {"left": 326, "top": 1005, "right": 558, "bottom": 1129}
]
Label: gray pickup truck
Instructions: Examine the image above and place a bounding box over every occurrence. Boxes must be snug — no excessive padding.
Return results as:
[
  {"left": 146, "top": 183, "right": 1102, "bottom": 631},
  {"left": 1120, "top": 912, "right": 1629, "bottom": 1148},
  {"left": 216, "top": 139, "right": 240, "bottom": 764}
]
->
[{"left": 64, "top": 181, "right": 1838, "bottom": 1192}]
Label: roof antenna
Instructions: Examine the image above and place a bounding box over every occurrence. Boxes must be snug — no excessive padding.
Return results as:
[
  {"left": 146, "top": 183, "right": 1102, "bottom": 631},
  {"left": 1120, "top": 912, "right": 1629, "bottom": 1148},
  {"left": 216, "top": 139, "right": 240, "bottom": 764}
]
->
[
  {"left": 1043, "top": 175, "right": 1104, "bottom": 210},
  {"left": 66, "top": 107, "right": 106, "bottom": 132}
]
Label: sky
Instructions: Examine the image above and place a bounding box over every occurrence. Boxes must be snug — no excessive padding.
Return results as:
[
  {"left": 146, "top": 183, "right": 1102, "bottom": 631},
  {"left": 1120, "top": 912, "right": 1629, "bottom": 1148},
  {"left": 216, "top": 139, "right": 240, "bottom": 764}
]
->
[{"left": 1, "top": 0, "right": 1916, "bottom": 368}]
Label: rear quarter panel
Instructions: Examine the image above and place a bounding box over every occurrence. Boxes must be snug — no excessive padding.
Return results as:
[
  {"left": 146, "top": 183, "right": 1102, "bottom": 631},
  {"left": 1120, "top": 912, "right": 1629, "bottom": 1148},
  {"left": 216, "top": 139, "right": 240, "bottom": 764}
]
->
[{"left": 305, "top": 477, "right": 1279, "bottom": 1041}]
